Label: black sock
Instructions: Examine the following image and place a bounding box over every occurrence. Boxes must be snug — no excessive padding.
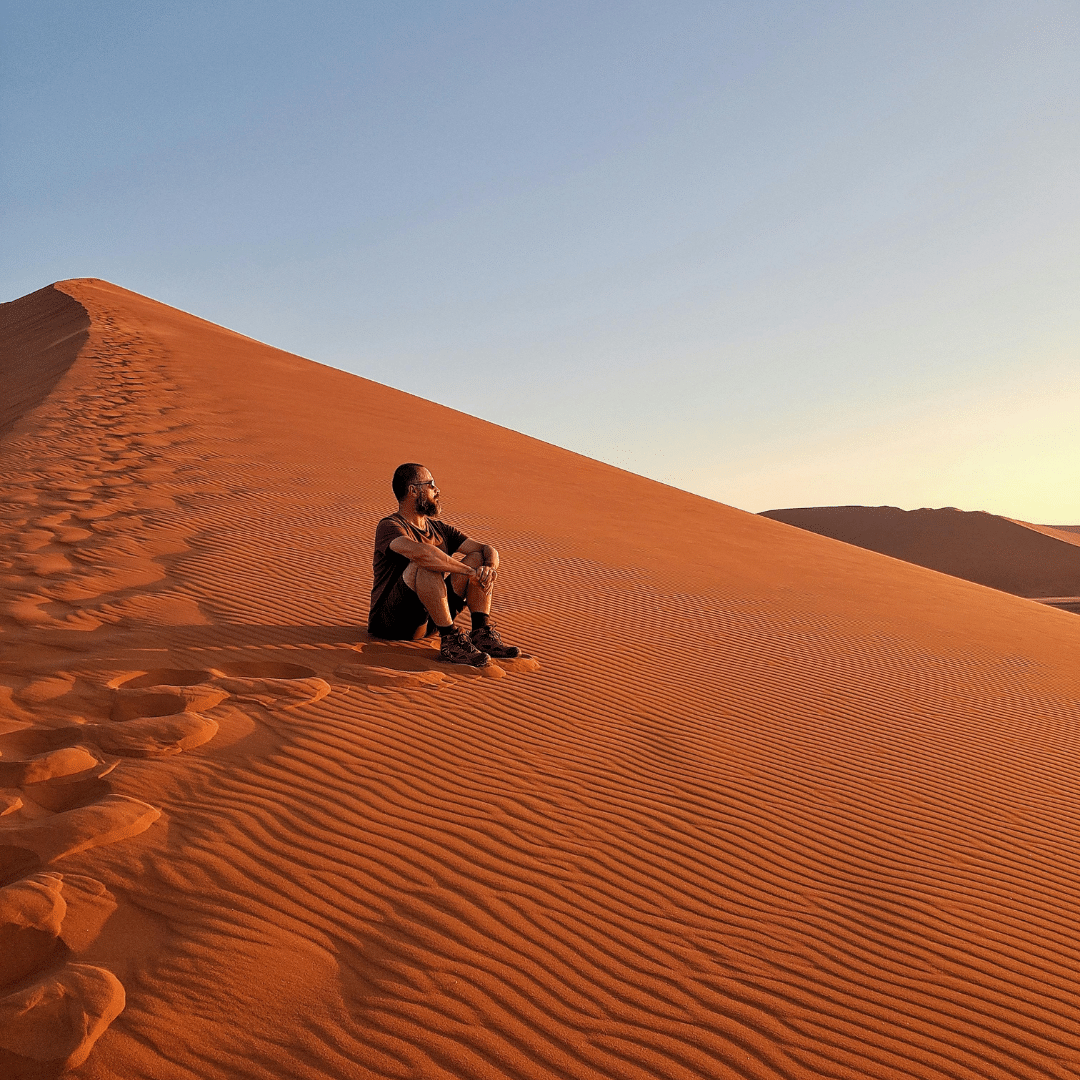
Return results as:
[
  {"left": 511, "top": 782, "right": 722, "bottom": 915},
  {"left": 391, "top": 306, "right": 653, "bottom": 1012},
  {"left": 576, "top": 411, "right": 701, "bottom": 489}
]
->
[
  {"left": 470, "top": 611, "right": 489, "bottom": 631},
  {"left": 436, "top": 623, "right": 454, "bottom": 636}
]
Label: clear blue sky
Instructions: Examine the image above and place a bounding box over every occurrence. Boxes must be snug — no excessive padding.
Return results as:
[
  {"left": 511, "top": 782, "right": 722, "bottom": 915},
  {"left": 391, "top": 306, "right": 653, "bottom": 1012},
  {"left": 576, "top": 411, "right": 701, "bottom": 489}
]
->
[{"left": 3, "top": 2, "right": 1078, "bottom": 521}]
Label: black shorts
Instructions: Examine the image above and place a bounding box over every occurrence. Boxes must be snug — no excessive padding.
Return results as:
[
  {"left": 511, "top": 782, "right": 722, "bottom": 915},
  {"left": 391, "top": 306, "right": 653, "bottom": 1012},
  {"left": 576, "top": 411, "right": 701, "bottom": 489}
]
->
[{"left": 368, "top": 573, "right": 467, "bottom": 640}]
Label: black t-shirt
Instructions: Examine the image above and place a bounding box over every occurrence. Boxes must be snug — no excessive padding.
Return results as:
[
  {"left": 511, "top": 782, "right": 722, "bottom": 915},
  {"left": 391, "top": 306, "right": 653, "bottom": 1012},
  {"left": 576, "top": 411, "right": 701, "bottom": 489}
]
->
[{"left": 369, "top": 514, "right": 468, "bottom": 618}]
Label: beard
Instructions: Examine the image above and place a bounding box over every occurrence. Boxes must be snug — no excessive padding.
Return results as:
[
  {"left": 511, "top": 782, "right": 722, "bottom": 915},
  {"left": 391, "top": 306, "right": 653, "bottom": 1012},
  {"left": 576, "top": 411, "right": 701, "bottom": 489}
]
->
[{"left": 417, "top": 492, "right": 440, "bottom": 517}]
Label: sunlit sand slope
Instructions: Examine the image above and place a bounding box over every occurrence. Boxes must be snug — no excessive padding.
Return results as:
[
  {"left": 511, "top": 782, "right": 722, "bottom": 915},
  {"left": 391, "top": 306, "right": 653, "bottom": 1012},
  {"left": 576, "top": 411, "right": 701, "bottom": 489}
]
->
[
  {"left": 761, "top": 504, "right": 1080, "bottom": 600},
  {"left": 2, "top": 279, "right": 1080, "bottom": 1080}
]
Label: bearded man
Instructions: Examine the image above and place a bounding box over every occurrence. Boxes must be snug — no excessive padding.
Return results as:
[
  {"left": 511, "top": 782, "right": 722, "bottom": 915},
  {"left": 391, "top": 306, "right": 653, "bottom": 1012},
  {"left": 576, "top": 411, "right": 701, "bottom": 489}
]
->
[{"left": 368, "top": 463, "right": 521, "bottom": 667}]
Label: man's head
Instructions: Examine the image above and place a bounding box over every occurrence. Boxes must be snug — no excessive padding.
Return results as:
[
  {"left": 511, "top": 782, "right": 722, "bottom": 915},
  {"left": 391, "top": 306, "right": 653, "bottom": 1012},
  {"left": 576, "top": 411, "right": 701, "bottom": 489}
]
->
[{"left": 392, "top": 462, "right": 440, "bottom": 516}]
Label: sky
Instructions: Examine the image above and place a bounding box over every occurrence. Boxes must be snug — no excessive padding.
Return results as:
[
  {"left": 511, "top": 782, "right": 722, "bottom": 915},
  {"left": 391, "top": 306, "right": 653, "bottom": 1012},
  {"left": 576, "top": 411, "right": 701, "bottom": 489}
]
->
[{"left": 2, "top": 1, "right": 1078, "bottom": 521}]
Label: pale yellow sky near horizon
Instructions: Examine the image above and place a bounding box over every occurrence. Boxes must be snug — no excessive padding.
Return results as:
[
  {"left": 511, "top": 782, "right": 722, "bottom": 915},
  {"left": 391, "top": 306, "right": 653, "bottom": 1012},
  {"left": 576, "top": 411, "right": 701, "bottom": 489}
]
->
[{"left": 659, "top": 346, "right": 1079, "bottom": 523}]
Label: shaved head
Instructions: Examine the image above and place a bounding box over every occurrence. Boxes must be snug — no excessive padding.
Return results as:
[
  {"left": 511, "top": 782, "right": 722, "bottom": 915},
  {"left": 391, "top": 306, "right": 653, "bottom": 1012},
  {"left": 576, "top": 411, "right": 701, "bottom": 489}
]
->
[{"left": 392, "top": 463, "right": 426, "bottom": 501}]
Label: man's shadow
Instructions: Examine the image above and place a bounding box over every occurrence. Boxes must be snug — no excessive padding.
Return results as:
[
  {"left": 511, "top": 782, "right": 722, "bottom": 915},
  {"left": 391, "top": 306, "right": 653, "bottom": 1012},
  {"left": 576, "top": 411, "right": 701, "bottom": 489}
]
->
[{"left": 338, "top": 634, "right": 539, "bottom": 691}]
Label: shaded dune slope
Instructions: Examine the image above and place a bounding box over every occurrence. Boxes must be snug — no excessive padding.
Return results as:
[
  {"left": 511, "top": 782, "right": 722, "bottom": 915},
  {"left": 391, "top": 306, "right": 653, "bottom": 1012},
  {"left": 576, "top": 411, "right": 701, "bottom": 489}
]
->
[
  {"left": 761, "top": 504, "right": 1080, "bottom": 600},
  {"left": 0, "top": 285, "right": 90, "bottom": 438},
  {"left": 2, "top": 280, "right": 1080, "bottom": 1080}
]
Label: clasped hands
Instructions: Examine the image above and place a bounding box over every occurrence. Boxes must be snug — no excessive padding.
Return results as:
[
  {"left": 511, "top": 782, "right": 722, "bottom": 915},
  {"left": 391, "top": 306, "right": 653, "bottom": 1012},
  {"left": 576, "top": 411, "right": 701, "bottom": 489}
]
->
[{"left": 474, "top": 564, "right": 498, "bottom": 591}]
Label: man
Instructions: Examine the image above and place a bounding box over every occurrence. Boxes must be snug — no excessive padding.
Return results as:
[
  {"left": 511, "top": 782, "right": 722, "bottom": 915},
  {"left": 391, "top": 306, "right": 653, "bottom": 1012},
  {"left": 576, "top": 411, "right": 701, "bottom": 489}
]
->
[{"left": 368, "top": 463, "right": 522, "bottom": 667}]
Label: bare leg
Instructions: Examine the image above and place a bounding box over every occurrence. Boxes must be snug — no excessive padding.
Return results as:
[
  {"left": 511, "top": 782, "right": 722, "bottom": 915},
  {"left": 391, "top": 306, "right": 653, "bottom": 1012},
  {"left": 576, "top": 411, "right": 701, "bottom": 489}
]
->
[
  {"left": 450, "top": 551, "right": 520, "bottom": 658},
  {"left": 402, "top": 562, "right": 453, "bottom": 638},
  {"left": 450, "top": 551, "right": 492, "bottom": 615}
]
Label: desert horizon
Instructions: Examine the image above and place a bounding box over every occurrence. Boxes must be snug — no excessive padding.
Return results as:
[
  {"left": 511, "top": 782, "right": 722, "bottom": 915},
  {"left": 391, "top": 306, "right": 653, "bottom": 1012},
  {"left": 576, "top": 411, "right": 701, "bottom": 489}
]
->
[
  {"left": 2, "top": 279, "right": 1079, "bottom": 1078},
  {"left": 760, "top": 505, "right": 1080, "bottom": 615}
]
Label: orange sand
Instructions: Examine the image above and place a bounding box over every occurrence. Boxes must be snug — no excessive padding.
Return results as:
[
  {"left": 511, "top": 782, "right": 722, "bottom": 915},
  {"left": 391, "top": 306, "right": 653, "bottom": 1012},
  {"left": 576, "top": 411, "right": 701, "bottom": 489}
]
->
[{"left": 3, "top": 280, "right": 1080, "bottom": 1079}]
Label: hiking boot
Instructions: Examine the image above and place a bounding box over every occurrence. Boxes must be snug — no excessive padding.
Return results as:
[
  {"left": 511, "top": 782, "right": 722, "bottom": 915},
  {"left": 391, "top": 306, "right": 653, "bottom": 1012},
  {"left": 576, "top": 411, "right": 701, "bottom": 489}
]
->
[
  {"left": 439, "top": 626, "right": 490, "bottom": 667},
  {"left": 470, "top": 622, "right": 521, "bottom": 659}
]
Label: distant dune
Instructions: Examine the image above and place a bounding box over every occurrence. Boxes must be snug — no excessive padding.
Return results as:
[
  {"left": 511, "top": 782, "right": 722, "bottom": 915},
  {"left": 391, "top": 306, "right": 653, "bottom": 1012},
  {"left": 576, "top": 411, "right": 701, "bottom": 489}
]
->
[
  {"left": 760, "top": 505, "right": 1080, "bottom": 605},
  {"left": 4, "top": 281, "right": 1080, "bottom": 1080}
]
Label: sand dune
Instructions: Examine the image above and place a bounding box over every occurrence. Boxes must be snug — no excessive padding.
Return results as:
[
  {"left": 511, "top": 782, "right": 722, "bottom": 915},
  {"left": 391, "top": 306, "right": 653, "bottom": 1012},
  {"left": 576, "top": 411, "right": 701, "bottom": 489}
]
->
[
  {"left": 761, "top": 505, "right": 1080, "bottom": 608},
  {"left": 2, "top": 280, "right": 1080, "bottom": 1079}
]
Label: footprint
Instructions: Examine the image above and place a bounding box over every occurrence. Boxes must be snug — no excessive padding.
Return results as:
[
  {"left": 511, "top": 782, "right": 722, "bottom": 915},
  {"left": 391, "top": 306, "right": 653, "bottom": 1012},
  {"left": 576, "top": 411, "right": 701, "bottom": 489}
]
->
[
  {"left": 114, "top": 669, "right": 213, "bottom": 689},
  {"left": 0, "top": 748, "right": 102, "bottom": 788},
  {"left": 110, "top": 686, "right": 227, "bottom": 722},
  {"left": 15, "top": 676, "right": 76, "bottom": 706},
  {"left": 18, "top": 530, "right": 53, "bottom": 553},
  {"left": 70, "top": 506, "right": 117, "bottom": 522},
  {"left": 98, "top": 665, "right": 330, "bottom": 763},
  {"left": 22, "top": 553, "right": 73, "bottom": 577},
  {"left": 106, "top": 671, "right": 227, "bottom": 740},
  {"left": 0, "top": 795, "right": 160, "bottom": 869},
  {"left": 0, "top": 963, "right": 125, "bottom": 1075},
  {"left": 90, "top": 714, "right": 219, "bottom": 757},
  {"left": 209, "top": 663, "right": 330, "bottom": 709},
  {"left": 56, "top": 876, "right": 117, "bottom": 956},
  {"left": 0, "top": 870, "right": 124, "bottom": 1074},
  {"left": 57, "top": 611, "right": 105, "bottom": 632},
  {"left": 0, "top": 872, "right": 67, "bottom": 987},
  {"left": 44, "top": 580, "right": 101, "bottom": 602},
  {"left": 21, "top": 776, "right": 116, "bottom": 818},
  {"left": 92, "top": 671, "right": 222, "bottom": 755},
  {"left": 212, "top": 677, "right": 331, "bottom": 709},
  {"left": 54, "top": 527, "right": 93, "bottom": 544},
  {"left": 0, "top": 730, "right": 70, "bottom": 761},
  {"left": 6, "top": 597, "right": 52, "bottom": 627},
  {"left": 0, "top": 686, "right": 32, "bottom": 726},
  {"left": 3, "top": 595, "right": 102, "bottom": 632}
]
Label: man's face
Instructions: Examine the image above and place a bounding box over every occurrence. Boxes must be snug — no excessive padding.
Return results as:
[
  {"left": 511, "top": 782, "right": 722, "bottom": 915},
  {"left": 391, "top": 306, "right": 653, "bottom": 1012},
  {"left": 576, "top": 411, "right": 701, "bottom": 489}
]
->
[{"left": 412, "top": 470, "right": 440, "bottom": 516}]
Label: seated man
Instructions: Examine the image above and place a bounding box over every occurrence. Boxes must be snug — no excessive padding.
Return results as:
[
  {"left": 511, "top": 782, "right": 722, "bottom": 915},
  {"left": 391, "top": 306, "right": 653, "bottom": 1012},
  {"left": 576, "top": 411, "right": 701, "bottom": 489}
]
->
[{"left": 368, "top": 462, "right": 521, "bottom": 667}]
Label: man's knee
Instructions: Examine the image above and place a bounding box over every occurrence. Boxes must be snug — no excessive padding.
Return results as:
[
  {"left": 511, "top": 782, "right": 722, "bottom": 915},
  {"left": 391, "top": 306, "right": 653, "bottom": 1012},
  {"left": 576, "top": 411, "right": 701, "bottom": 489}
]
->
[{"left": 406, "top": 564, "right": 445, "bottom": 594}]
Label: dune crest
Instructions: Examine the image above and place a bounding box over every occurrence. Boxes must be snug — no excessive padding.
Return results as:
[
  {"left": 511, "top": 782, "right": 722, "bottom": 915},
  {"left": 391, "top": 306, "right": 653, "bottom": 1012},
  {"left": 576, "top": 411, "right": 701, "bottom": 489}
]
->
[
  {"left": 761, "top": 504, "right": 1080, "bottom": 607},
  {"left": 2, "top": 280, "right": 1080, "bottom": 1078}
]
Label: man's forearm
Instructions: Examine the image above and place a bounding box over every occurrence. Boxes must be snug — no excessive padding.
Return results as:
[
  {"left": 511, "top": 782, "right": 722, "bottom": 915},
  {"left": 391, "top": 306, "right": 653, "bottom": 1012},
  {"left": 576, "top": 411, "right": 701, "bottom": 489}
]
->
[
  {"left": 480, "top": 544, "right": 498, "bottom": 568},
  {"left": 412, "top": 547, "right": 475, "bottom": 576}
]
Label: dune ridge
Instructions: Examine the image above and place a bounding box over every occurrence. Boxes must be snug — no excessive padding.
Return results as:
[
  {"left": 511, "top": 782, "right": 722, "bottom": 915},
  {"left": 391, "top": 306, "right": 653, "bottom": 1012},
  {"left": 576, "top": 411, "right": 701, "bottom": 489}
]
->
[
  {"left": 1005, "top": 521, "right": 1080, "bottom": 552},
  {"left": 760, "top": 504, "right": 1080, "bottom": 607},
  {"left": 2, "top": 280, "right": 1080, "bottom": 1079}
]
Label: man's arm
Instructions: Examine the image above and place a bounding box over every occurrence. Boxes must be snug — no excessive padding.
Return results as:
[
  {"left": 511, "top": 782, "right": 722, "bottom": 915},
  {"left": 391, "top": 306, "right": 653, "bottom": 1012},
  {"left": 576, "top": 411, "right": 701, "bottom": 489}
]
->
[
  {"left": 388, "top": 535, "right": 479, "bottom": 578},
  {"left": 455, "top": 538, "right": 499, "bottom": 570}
]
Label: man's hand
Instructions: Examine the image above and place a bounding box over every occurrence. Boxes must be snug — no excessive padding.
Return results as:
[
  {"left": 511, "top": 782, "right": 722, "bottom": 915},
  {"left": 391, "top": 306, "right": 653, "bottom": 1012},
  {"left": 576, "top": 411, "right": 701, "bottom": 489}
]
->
[{"left": 475, "top": 564, "right": 498, "bottom": 591}]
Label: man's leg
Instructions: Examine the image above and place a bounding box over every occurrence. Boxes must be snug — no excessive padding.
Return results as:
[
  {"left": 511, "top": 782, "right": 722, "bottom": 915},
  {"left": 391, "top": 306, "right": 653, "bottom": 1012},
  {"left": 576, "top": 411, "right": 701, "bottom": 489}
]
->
[
  {"left": 402, "top": 561, "right": 453, "bottom": 631},
  {"left": 402, "top": 561, "right": 489, "bottom": 664},
  {"left": 450, "top": 551, "right": 521, "bottom": 659},
  {"left": 449, "top": 551, "right": 490, "bottom": 615},
  {"left": 368, "top": 575, "right": 432, "bottom": 641}
]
